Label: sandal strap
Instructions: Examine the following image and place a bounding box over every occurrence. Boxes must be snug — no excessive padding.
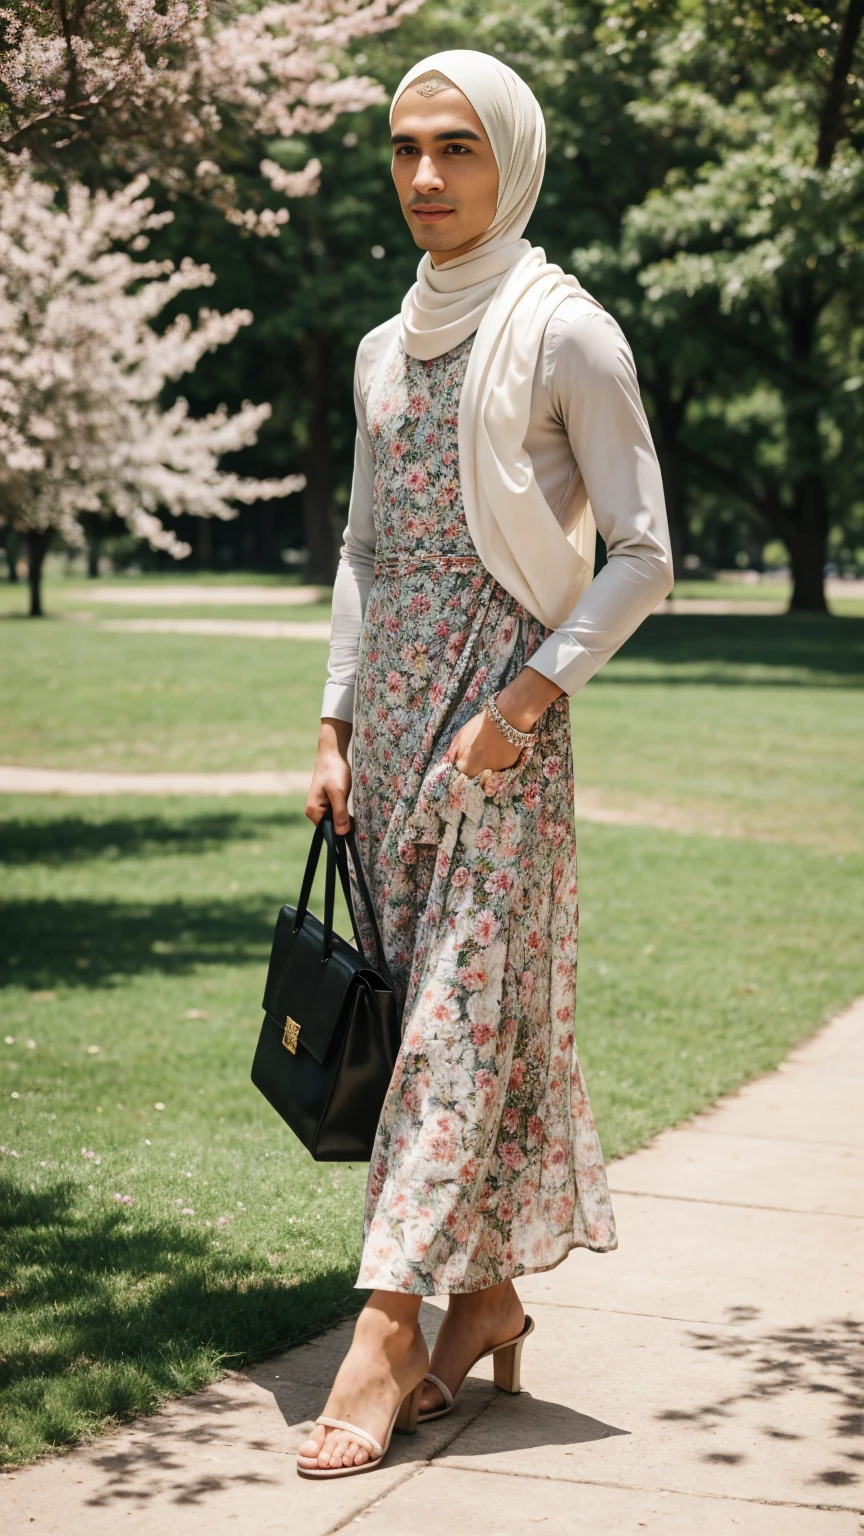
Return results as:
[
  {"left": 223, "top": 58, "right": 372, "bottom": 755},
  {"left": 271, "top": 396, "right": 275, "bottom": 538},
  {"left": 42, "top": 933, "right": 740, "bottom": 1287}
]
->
[
  {"left": 423, "top": 1372, "right": 454, "bottom": 1410},
  {"left": 315, "top": 1415, "right": 384, "bottom": 1460}
]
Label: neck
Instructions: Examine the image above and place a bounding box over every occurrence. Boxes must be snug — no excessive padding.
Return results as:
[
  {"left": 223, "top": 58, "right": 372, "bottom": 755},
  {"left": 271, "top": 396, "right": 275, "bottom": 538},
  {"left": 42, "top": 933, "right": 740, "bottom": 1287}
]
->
[{"left": 428, "top": 229, "right": 492, "bottom": 267}]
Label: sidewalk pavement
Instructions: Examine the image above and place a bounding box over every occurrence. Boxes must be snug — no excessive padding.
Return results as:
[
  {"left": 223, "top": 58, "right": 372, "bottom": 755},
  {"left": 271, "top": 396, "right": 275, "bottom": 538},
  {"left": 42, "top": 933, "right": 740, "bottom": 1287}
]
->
[{"left": 2, "top": 997, "right": 862, "bottom": 1536}]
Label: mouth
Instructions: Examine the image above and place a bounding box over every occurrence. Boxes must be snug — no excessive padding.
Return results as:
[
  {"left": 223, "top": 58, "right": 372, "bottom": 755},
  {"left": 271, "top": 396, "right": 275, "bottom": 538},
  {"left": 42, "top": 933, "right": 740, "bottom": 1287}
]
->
[{"left": 411, "top": 206, "right": 455, "bottom": 223}]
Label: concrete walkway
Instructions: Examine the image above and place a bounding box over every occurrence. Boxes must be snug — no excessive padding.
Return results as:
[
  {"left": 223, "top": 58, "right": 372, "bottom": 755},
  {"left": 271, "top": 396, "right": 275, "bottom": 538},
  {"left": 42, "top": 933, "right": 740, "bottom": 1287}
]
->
[{"left": 3, "top": 998, "right": 862, "bottom": 1534}]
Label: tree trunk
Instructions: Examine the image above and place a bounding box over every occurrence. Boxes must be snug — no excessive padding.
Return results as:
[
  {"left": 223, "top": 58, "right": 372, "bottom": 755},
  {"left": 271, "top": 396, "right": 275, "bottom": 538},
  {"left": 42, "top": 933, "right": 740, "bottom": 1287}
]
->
[
  {"left": 5, "top": 527, "right": 18, "bottom": 582},
  {"left": 786, "top": 474, "right": 830, "bottom": 613},
  {"left": 27, "top": 528, "right": 52, "bottom": 617},
  {"left": 196, "top": 514, "right": 213, "bottom": 570},
  {"left": 87, "top": 528, "right": 100, "bottom": 579},
  {"left": 301, "top": 333, "right": 339, "bottom": 584}
]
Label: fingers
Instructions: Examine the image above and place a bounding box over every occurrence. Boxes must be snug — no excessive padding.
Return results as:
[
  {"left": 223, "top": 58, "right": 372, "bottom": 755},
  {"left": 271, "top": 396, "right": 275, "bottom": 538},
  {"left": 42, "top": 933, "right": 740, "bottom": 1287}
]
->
[{"left": 327, "top": 787, "right": 352, "bottom": 836}]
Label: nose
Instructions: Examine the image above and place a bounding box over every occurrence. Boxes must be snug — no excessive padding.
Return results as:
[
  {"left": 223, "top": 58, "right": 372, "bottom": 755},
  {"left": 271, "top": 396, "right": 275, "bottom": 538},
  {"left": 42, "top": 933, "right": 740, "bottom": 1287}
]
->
[{"left": 412, "top": 153, "right": 445, "bottom": 196}]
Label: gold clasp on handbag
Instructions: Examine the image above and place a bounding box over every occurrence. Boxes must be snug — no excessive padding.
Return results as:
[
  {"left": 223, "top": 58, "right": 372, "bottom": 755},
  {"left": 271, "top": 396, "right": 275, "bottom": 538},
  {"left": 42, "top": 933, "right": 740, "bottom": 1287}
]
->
[{"left": 282, "top": 1015, "right": 300, "bottom": 1054}]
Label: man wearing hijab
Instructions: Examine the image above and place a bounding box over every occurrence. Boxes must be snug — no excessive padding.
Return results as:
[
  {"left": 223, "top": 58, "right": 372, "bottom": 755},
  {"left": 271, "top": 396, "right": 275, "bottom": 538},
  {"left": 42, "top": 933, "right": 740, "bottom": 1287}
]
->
[{"left": 299, "top": 50, "right": 673, "bottom": 1478}]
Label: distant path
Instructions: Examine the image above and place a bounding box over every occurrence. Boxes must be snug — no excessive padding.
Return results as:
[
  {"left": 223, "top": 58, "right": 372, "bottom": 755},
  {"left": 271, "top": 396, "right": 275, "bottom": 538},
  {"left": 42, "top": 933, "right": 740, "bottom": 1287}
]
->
[
  {"left": 69, "top": 584, "right": 327, "bottom": 606},
  {"left": 0, "top": 767, "right": 790, "bottom": 841},
  {"left": 0, "top": 767, "right": 312, "bottom": 796},
  {"left": 98, "top": 618, "right": 332, "bottom": 639}
]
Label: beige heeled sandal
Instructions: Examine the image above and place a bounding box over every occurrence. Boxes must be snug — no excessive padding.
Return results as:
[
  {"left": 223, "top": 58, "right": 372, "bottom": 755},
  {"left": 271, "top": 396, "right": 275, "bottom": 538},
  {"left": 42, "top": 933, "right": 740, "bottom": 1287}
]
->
[
  {"left": 418, "top": 1314, "right": 535, "bottom": 1424},
  {"left": 296, "top": 1380, "right": 423, "bottom": 1479}
]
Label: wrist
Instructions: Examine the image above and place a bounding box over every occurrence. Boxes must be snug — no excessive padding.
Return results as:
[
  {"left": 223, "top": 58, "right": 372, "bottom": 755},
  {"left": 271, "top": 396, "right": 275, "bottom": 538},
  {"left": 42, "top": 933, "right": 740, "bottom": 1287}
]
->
[{"left": 495, "top": 668, "right": 563, "bottom": 733}]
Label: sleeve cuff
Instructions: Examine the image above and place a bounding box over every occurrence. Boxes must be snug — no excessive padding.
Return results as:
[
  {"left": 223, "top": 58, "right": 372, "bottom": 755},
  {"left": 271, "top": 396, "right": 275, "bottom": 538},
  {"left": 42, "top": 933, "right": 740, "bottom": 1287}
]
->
[
  {"left": 321, "top": 680, "right": 355, "bottom": 723},
  {"left": 527, "top": 631, "right": 601, "bottom": 698}
]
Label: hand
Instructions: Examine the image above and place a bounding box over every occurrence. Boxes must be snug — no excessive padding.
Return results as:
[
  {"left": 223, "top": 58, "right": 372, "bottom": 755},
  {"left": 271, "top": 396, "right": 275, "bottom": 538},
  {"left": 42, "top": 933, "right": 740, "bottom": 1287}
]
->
[
  {"left": 305, "top": 718, "right": 353, "bottom": 834},
  {"left": 446, "top": 706, "right": 522, "bottom": 778}
]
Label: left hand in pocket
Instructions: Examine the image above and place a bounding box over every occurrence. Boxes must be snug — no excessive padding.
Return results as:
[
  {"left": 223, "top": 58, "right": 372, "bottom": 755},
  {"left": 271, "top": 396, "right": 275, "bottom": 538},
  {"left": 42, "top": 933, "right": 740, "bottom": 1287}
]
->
[{"left": 446, "top": 707, "right": 523, "bottom": 778}]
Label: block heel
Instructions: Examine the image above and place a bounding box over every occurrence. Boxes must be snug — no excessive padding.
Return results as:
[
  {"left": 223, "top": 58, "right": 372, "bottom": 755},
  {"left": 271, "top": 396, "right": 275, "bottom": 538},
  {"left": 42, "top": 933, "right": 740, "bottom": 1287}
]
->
[
  {"left": 418, "top": 1314, "right": 535, "bottom": 1423},
  {"left": 394, "top": 1379, "right": 423, "bottom": 1435}
]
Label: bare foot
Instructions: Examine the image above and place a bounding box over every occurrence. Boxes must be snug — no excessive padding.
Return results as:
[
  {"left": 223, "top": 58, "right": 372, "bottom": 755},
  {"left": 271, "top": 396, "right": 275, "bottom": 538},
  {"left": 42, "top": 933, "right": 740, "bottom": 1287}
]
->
[
  {"left": 297, "top": 1294, "right": 427, "bottom": 1473},
  {"left": 419, "top": 1279, "right": 525, "bottom": 1416}
]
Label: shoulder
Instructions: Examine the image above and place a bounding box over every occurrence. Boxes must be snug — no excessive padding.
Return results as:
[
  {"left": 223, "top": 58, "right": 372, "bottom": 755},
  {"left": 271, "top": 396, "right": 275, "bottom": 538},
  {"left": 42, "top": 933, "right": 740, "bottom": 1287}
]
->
[
  {"left": 541, "top": 291, "right": 636, "bottom": 384},
  {"left": 355, "top": 313, "right": 401, "bottom": 399}
]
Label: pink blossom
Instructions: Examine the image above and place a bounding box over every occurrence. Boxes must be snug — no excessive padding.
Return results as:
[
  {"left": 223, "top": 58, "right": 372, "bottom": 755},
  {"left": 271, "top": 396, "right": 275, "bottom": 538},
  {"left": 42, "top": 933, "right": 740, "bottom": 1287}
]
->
[
  {"left": 507, "top": 1059, "right": 527, "bottom": 1091},
  {"left": 473, "top": 910, "right": 500, "bottom": 946},
  {"left": 499, "top": 1142, "right": 528, "bottom": 1172},
  {"left": 113, "top": 1193, "right": 134, "bottom": 1205}
]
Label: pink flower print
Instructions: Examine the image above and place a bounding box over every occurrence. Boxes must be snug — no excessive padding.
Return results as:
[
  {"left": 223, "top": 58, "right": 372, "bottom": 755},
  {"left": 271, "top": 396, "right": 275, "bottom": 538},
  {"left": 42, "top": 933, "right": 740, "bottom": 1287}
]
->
[
  {"left": 444, "top": 631, "right": 465, "bottom": 665},
  {"left": 451, "top": 866, "right": 472, "bottom": 888},
  {"left": 474, "top": 825, "right": 497, "bottom": 854},
  {"left": 408, "top": 391, "right": 430, "bottom": 417},
  {"left": 502, "top": 1106, "right": 520, "bottom": 1135},
  {"left": 471, "top": 1019, "right": 497, "bottom": 1049},
  {"left": 403, "top": 466, "right": 429, "bottom": 496},
  {"left": 547, "top": 821, "right": 568, "bottom": 849},
  {"left": 409, "top": 592, "right": 432, "bottom": 616},
  {"left": 499, "top": 1142, "right": 528, "bottom": 1172},
  {"left": 542, "top": 755, "right": 563, "bottom": 780},
  {"left": 457, "top": 962, "right": 488, "bottom": 992},
  {"left": 519, "top": 969, "right": 536, "bottom": 1006},
  {"left": 442, "top": 450, "right": 453, "bottom": 465},
  {"left": 551, "top": 1194, "right": 575, "bottom": 1228},
  {"left": 527, "top": 1114, "right": 544, "bottom": 1142},
  {"left": 526, "top": 929, "right": 547, "bottom": 958},
  {"left": 508, "top": 1059, "right": 527, "bottom": 1091},
  {"left": 498, "top": 1191, "right": 515, "bottom": 1223},
  {"left": 435, "top": 621, "right": 449, "bottom": 638},
  {"left": 475, "top": 1069, "right": 499, "bottom": 1109},
  {"left": 388, "top": 438, "right": 404, "bottom": 460},
  {"left": 473, "top": 910, "right": 501, "bottom": 946},
  {"left": 484, "top": 869, "right": 513, "bottom": 897},
  {"left": 385, "top": 670, "right": 405, "bottom": 701}
]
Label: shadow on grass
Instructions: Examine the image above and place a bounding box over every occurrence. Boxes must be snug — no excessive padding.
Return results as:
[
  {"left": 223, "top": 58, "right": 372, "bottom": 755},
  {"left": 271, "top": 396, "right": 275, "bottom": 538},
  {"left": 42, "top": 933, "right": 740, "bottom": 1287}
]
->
[
  {"left": 606, "top": 614, "right": 864, "bottom": 687},
  {"left": 0, "top": 896, "right": 278, "bottom": 990},
  {"left": 0, "top": 1172, "right": 362, "bottom": 1466},
  {"left": 0, "top": 807, "right": 306, "bottom": 868}
]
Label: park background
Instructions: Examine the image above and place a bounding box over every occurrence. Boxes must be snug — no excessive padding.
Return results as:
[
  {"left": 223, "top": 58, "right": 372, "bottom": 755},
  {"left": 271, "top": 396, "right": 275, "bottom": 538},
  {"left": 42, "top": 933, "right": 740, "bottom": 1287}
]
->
[{"left": 1, "top": 0, "right": 863, "bottom": 1471}]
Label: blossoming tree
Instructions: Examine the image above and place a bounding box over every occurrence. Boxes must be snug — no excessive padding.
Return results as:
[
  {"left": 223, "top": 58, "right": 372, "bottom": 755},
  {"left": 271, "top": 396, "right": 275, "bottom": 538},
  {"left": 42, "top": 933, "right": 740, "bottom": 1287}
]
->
[
  {"left": 0, "top": 165, "right": 305, "bottom": 615},
  {"left": 0, "top": 0, "right": 421, "bottom": 230}
]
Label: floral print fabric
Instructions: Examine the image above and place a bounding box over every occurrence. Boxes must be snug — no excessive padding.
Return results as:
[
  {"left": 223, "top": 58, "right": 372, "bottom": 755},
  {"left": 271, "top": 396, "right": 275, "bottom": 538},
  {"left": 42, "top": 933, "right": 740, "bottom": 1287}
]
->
[{"left": 350, "top": 332, "right": 617, "bottom": 1294}]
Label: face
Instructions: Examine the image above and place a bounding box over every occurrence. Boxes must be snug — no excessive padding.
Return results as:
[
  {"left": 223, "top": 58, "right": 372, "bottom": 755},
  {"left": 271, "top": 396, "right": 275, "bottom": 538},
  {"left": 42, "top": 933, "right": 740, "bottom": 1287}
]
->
[{"left": 390, "top": 80, "right": 500, "bottom": 265}]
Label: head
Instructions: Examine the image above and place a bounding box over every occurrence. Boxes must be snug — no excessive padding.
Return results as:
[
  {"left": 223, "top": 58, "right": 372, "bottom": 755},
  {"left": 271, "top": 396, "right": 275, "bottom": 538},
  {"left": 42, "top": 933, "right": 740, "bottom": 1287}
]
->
[{"left": 389, "top": 50, "right": 546, "bottom": 268}]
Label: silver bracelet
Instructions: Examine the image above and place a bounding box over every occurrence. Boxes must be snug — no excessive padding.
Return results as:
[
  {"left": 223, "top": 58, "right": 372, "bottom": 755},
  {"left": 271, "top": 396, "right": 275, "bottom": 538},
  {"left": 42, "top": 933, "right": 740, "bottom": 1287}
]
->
[{"left": 484, "top": 692, "right": 538, "bottom": 748}]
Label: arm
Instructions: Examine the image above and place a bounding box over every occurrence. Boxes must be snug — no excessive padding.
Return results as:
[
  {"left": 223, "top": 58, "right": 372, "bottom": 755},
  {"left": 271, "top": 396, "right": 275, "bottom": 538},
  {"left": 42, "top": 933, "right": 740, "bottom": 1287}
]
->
[
  {"left": 516, "top": 306, "right": 674, "bottom": 711},
  {"left": 306, "top": 354, "right": 377, "bottom": 830},
  {"left": 449, "top": 306, "right": 673, "bottom": 771}
]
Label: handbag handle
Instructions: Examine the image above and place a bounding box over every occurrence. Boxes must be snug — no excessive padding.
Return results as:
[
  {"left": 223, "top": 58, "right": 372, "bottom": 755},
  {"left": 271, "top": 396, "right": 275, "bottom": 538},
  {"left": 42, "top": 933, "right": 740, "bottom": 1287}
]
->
[
  {"left": 292, "top": 811, "right": 338, "bottom": 964},
  {"left": 331, "top": 823, "right": 396, "bottom": 991},
  {"left": 292, "top": 811, "right": 394, "bottom": 987}
]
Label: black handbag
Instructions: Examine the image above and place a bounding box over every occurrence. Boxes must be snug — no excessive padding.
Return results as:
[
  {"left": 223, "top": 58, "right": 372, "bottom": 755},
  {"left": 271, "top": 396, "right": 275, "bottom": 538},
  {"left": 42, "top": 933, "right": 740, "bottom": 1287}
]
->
[{"left": 251, "top": 810, "right": 402, "bottom": 1161}]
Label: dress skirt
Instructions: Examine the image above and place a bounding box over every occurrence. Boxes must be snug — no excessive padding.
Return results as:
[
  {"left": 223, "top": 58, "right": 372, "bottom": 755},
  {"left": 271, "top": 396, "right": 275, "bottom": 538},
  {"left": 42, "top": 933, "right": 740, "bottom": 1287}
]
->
[{"left": 348, "top": 331, "right": 617, "bottom": 1294}]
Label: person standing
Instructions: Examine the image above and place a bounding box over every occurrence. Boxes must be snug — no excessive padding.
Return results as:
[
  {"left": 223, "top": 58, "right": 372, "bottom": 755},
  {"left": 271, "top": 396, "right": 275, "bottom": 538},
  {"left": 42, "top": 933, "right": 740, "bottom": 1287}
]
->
[{"left": 299, "top": 48, "right": 673, "bottom": 1478}]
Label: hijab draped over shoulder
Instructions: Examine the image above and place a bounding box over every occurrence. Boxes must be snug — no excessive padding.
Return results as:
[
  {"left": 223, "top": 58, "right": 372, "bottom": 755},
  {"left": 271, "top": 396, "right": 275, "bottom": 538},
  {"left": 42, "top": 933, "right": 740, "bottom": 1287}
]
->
[{"left": 390, "top": 49, "right": 600, "bottom": 631}]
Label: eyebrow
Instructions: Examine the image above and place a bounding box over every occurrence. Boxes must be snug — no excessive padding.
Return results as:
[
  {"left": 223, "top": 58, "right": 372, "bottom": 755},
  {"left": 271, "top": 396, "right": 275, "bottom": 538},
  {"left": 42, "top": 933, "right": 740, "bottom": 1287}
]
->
[{"left": 391, "top": 128, "right": 483, "bottom": 145}]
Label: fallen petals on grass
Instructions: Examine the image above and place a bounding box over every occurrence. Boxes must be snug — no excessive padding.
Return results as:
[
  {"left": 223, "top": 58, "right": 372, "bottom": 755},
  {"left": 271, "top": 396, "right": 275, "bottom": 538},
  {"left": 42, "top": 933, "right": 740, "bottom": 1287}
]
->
[
  {"left": 87, "top": 1045, "right": 101, "bottom": 1055},
  {"left": 154, "top": 1102, "right": 166, "bottom": 1111},
  {"left": 81, "top": 1147, "right": 100, "bottom": 1163},
  {"left": 180, "top": 1207, "right": 195, "bottom": 1216},
  {"left": 0, "top": 1147, "right": 20, "bottom": 1157},
  {"left": 113, "top": 1193, "right": 134, "bottom": 1205}
]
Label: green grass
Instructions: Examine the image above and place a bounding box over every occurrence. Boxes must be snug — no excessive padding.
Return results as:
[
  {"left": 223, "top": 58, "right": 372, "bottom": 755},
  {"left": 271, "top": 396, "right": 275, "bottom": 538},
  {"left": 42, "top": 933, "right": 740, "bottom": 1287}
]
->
[{"left": 1, "top": 592, "right": 863, "bottom": 1466}]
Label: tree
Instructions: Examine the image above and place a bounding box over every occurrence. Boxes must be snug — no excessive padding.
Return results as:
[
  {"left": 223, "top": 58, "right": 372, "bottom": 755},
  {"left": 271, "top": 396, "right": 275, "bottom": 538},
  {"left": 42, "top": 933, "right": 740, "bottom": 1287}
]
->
[
  {"left": 0, "top": 0, "right": 423, "bottom": 224},
  {"left": 569, "top": 0, "right": 864, "bottom": 610},
  {"left": 0, "top": 164, "right": 304, "bottom": 615}
]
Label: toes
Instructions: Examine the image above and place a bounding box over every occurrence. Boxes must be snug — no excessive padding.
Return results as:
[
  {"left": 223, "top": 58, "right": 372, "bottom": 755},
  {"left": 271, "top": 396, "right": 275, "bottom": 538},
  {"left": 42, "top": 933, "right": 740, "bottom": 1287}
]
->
[
  {"left": 297, "top": 1425, "right": 326, "bottom": 1463},
  {"left": 352, "top": 1443, "right": 370, "bottom": 1466}
]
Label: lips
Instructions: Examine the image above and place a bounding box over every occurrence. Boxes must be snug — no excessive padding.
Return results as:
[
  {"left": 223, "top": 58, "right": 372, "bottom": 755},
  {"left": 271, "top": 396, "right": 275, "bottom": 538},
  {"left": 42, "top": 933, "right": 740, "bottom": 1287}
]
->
[{"left": 412, "top": 207, "right": 454, "bottom": 222}]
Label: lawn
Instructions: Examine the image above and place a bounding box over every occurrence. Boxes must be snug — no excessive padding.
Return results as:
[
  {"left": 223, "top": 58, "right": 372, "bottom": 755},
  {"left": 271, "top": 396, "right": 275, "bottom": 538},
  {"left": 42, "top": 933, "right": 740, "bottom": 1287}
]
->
[{"left": 1, "top": 586, "right": 862, "bottom": 1467}]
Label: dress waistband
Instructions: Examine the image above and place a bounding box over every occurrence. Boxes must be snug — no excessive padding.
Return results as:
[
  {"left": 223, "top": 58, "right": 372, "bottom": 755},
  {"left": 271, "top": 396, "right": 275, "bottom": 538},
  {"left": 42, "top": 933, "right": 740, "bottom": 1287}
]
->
[{"left": 374, "top": 550, "right": 484, "bottom": 576}]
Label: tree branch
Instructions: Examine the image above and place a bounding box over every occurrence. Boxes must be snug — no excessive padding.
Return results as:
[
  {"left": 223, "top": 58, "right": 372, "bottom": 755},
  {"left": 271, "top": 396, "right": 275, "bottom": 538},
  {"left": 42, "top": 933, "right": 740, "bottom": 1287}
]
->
[{"left": 816, "top": 0, "right": 864, "bottom": 167}]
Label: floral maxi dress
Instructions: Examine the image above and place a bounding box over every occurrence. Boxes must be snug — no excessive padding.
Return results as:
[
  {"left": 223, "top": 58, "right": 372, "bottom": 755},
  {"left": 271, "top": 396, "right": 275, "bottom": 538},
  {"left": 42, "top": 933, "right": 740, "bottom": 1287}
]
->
[{"left": 350, "top": 331, "right": 617, "bottom": 1295}]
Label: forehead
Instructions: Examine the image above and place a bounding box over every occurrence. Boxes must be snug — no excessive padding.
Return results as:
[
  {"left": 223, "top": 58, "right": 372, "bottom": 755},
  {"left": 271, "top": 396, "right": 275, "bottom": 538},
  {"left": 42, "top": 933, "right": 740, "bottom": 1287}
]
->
[{"left": 390, "top": 83, "right": 490, "bottom": 145}]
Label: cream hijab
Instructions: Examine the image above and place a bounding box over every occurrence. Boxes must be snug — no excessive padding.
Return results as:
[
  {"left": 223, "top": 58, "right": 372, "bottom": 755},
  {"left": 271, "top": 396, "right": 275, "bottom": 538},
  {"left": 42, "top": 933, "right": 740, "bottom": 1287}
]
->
[{"left": 390, "top": 49, "right": 599, "bottom": 632}]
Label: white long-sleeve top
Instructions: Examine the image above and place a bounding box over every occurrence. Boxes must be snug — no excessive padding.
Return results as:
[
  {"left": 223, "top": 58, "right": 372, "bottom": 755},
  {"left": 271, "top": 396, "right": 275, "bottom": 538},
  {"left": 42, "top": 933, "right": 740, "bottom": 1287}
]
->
[{"left": 321, "top": 293, "right": 674, "bottom": 722}]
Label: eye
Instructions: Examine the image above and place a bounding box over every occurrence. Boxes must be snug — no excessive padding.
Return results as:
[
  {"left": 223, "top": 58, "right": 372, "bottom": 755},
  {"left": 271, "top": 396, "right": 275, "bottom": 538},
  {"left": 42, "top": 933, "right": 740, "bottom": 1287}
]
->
[{"left": 445, "top": 143, "right": 472, "bottom": 155}]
